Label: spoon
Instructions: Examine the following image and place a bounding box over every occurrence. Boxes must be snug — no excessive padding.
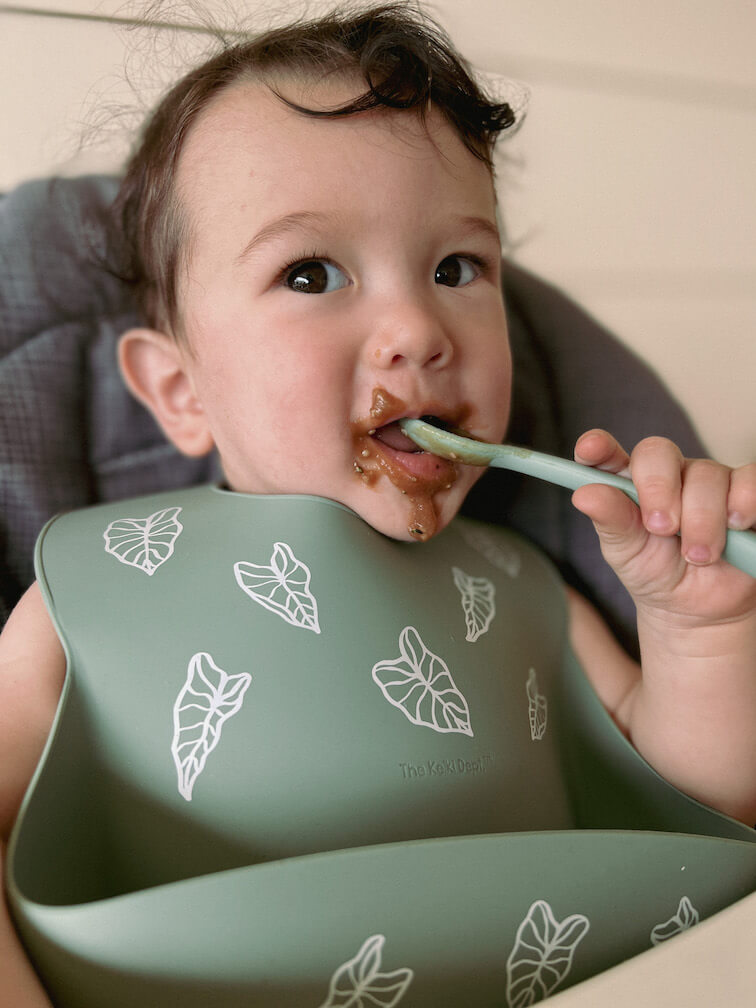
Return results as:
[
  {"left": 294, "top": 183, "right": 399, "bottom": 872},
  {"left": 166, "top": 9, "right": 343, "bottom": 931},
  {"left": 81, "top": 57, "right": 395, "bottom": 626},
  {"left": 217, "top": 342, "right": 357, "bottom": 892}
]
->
[{"left": 398, "top": 418, "right": 756, "bottom": 578}]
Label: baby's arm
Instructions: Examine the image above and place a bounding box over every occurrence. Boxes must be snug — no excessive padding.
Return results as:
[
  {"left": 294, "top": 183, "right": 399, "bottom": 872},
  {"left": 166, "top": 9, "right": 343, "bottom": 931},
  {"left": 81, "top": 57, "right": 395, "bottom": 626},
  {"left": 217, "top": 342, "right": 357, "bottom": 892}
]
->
[
  {"left": 569, "top": 432, "right": 756, "bottom": 824},
  {"left": 0, "top": 584, "right": 65, "bottom": 1007}
]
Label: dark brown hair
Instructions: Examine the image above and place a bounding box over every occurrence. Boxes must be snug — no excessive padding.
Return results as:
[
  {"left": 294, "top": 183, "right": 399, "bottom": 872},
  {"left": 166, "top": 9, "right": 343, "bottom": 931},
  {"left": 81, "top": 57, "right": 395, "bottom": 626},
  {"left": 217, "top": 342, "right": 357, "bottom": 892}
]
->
[{"left": 114, "top": 3, "right": 518, "bottom": 338}]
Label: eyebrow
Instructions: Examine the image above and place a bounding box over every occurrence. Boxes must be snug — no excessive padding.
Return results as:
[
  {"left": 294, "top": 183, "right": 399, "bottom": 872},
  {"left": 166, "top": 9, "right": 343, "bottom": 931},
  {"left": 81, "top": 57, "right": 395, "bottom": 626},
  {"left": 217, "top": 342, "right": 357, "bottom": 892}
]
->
[
  {"left": 236, "top": 211, "right": 332, "bottom": 264},
  {"left": 235, "top": 210, "right": 501, "bottom": 265},
  {"left": 453, "top": 215, "right": 502, "bottom": 247}
]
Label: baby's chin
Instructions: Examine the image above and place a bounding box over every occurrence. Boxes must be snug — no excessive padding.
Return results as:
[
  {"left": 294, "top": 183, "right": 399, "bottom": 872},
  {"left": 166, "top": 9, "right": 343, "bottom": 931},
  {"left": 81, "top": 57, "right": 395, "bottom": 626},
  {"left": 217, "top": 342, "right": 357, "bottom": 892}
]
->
[
  {"left": 220, "top": 468, "right": 470, "bottom": 542},
  {"left": 346, "top": 480, "right": 467, "bottom": 543}
]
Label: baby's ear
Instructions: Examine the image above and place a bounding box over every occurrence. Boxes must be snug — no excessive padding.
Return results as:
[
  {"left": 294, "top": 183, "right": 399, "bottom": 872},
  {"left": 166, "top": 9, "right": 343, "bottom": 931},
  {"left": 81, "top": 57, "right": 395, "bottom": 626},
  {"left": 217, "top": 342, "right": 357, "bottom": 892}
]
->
[{"left": 118, "top": 328, "right": 215, "bottom": 457}]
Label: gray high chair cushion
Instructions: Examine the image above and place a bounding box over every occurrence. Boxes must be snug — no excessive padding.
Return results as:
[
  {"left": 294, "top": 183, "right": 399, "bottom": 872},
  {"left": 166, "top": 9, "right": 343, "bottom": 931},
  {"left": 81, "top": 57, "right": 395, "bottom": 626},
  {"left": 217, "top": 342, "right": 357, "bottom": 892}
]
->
[{"left": 0, "top": 175, "right": 705, "bottom": 651}]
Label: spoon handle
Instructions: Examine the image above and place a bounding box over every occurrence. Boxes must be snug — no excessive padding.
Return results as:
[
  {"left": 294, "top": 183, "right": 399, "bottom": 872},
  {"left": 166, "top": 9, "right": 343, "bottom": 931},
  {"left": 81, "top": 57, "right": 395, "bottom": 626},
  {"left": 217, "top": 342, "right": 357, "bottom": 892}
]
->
[
  {"left": 490, "top": 446, "right": 756, "bottom": 577},
  {"left": 399, "top": 420, "right": 756, "bottom": 578},
  {"left": 487, "top": 443, "right": 640, "bottom": 500}
]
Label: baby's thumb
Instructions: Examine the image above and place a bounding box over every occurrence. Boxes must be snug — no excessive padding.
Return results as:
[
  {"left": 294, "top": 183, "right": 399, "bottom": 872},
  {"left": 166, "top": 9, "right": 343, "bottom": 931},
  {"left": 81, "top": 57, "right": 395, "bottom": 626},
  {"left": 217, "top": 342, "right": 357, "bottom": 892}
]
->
[{"left": 572, "top": 483, "right": 648, "bottom": 572}]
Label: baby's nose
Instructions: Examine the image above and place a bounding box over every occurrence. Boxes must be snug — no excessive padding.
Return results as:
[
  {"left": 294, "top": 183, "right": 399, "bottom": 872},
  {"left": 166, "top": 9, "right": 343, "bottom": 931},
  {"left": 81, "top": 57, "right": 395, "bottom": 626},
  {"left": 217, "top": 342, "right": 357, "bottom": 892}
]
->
[{"left": 368, "top": 305, "right": 454, "bottom": 371}]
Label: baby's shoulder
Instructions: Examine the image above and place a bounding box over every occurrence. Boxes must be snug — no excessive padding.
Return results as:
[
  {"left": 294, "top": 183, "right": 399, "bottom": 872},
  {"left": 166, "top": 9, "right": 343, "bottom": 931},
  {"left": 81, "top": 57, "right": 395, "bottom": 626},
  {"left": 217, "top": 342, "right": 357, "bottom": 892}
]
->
[{"left": 0, "top": 582, "right": 66, "bottom": 838}]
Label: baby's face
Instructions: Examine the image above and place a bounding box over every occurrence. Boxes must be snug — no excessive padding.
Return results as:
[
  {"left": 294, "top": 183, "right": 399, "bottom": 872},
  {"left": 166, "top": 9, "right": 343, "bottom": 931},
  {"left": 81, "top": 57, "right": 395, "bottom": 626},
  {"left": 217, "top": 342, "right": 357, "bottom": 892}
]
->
[{"left": 174, "top": 79, "right": 511, "bottom": 540}]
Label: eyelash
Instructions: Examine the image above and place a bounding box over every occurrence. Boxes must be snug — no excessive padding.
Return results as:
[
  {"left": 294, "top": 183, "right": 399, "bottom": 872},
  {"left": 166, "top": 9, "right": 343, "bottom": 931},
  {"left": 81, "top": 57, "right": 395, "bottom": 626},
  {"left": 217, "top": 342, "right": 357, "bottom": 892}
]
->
[
  {"left": 274, "top": 250, "right": 494, "bottom": 285},
  {"left": 453, "top": 253, "right": 491, "bottom": 276},
  {"left": 275, "top": 249, "right": 335, "bottom": 285}
]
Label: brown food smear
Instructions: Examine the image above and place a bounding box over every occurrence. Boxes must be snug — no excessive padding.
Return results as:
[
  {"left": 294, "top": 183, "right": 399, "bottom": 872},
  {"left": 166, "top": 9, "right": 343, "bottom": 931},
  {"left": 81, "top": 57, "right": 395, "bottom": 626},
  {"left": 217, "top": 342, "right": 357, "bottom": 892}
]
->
[{"left": 350, "top": 387, "right": 461, "bottom": 541}]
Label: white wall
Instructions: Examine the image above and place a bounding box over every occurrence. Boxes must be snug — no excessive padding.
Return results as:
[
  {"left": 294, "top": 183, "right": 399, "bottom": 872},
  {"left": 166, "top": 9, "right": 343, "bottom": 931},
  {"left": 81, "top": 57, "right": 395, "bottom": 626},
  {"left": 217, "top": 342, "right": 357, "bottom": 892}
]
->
[{"left": 1, "top": 0, "right": 754, "bottom": 464}]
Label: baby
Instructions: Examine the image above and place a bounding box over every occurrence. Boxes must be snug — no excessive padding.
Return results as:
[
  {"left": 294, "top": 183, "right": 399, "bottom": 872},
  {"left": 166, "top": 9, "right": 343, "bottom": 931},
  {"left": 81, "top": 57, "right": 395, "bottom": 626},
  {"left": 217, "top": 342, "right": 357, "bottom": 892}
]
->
[{"left": 1, "top": 4, "right": 755, "bottom": 1006}]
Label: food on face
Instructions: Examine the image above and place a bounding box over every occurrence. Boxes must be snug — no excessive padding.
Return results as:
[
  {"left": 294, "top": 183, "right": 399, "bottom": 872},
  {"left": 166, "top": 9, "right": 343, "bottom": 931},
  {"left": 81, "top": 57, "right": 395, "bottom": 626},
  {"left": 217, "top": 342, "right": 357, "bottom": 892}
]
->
[{"left": 351, "top": 387, "right": 467, "bottom": 541}]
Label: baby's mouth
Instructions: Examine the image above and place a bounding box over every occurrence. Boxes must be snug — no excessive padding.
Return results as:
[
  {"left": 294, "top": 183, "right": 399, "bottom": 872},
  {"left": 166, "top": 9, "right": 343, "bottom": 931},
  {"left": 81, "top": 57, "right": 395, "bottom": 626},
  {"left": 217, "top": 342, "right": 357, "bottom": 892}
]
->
[
  {"left": 352, "top": 392, "right": 463, "bottom": 476},
  {"left": 351, "top": 390, "right": 466, "bottom": 540},
  {"left": 372, "top": 420, "right": 419, "bottom": 453},
  {"left": 370, "top": 413, "right": 453, "bottom": 463}
]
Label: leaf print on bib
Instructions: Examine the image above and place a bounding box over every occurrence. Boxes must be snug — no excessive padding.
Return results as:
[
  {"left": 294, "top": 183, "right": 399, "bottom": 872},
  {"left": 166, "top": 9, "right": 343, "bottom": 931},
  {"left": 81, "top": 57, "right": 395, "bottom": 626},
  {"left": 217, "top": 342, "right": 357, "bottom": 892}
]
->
[
  {"left": 506, "top": 899, "right": 590, "bottom": 1007},
  {"left": 452, "top": 566, "right": 496, "bottom": 642},
  {"left": 526, "top": 668, "right": 548, "bottom": 741},
  {"left": 372, "top": 626, "right": 473, "bottom": 736},
  {"left": 103, "top": 506, "right": 183, "bottom": 575},
  {"left": 458, "top": 524, "right": 521, "bottom": 578},
  {"left": 650, "top": 896, "right": 699, "bottom": 946},
  {"left": 318, "top": 934, "right": 413, "bottom": 1008},
  {"left": 234, "top": 542, "right": 320, "bottom": 633},
  {"left": 171, "top": 652, "right": 252, "bottom": 801}
]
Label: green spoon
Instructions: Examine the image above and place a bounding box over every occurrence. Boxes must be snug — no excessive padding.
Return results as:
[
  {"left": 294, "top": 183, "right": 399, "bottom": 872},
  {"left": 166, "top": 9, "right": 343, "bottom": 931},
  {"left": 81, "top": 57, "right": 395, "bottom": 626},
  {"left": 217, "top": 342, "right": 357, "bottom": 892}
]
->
[{"left": 399, "top": 418, "right": 756, "bottom": 578}]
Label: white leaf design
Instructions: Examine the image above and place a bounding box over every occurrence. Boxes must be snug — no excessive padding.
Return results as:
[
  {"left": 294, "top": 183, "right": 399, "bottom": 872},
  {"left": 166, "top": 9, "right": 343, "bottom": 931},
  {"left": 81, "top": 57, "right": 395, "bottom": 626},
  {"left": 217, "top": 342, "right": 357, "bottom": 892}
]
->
[
  {"left": 458, "top": 524, "right": 521, "bottom": 578},
  {"left": 372, "top": 626, "right": 473, "bottom": 736},
  {"left": 506, "top": 900, "right": 590, "bottom": 1007},
  {"left": 526, "top": 668, "right": 548, "bottom": 741},
  {"left": 103, "top": 506, "right": 183, "bottom": 575},
  {"left": 318, "top": 934, "right": 413, "bottom": 1008},
  {"left": 650, "top": 896, "right": 700, "bottom": 946},
  {"left": 171, "top": 652, "right": 252, "bottom": 801},
  {"left": 452, "top": 566, "right": 496, "bottom": 642},
  {"left": 234, "top": 542, "right": 321, "bottom": 633}
]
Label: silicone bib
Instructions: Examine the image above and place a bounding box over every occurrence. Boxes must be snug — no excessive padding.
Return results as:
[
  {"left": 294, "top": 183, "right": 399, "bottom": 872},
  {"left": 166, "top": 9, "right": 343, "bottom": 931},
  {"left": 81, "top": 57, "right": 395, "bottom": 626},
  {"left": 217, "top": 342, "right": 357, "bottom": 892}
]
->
[{"left": 8, "top": 488, "right": 756, "bottom": 1007}]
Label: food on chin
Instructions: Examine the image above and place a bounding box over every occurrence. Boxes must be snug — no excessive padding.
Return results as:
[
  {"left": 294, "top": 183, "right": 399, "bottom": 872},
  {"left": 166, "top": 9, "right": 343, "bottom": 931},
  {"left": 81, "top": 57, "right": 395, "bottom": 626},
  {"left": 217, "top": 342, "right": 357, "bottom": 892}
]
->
[{"left": 351, "top": 387, "right": 469, "bottom": 541}]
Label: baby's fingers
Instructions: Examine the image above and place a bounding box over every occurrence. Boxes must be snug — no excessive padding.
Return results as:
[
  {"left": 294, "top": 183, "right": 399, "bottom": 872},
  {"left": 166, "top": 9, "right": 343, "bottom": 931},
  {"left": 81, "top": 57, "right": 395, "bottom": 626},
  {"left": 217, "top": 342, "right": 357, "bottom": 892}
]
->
[
  {"left": 628, "top": 436, "right": 684, "bottom": 536},
  {"left": 727, "top": 462, "right": 756, "bottom": 531},
  {"left": 571, "top": 482, "right": 653, "bottom": 579},
  {"left": 678, "top": 459, "right": 730, "bottom": 566},
  {"left": 574, "top": 429, "right": 631, "bottom": 475}
]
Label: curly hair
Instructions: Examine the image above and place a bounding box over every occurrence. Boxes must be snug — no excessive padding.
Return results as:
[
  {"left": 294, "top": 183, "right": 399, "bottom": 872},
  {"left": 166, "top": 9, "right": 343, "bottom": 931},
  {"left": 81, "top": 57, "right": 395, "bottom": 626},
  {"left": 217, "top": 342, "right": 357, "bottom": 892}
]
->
[{"left": 114, "top": 3, "right": 518, "bottom": 338}]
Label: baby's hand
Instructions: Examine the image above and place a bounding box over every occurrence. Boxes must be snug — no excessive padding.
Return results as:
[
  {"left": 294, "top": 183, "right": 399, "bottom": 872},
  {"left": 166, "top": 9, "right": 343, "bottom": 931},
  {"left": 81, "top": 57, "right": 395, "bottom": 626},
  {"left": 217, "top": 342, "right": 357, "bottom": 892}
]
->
[{"left": 571, "top": 430, "right": 756, "bottom": 628}]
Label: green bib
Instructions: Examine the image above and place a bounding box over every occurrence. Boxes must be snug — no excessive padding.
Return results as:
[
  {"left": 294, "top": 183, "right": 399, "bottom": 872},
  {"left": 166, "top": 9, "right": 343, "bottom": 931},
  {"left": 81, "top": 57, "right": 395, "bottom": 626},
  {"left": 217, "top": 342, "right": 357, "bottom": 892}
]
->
[{"left": 8, "top": 487, "right": 756, "bottom": 1007}]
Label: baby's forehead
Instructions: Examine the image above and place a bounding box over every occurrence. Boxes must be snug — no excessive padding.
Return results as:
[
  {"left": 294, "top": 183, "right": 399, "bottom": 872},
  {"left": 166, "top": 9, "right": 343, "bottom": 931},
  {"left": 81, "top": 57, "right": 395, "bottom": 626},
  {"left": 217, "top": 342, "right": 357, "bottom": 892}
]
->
[
  {"left": 179, "top": 80, "right": 286, "bottom": 169},
  {"left": 174, "top": 78, "right": 498, "bottom": 266},
  {"left": 178, "top": 77, "right": 475, "bottom": 192}
]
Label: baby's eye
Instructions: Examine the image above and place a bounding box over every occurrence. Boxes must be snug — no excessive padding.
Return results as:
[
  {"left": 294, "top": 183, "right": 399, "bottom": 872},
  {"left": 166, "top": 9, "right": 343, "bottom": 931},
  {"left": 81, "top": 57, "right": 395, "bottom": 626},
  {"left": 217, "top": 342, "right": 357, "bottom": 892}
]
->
[
  {"left": 434, "top": 255, "right": 480, "bottom": 288},
  {"left": 284, "top": 259, "right": 349, "bottom": 294}
]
